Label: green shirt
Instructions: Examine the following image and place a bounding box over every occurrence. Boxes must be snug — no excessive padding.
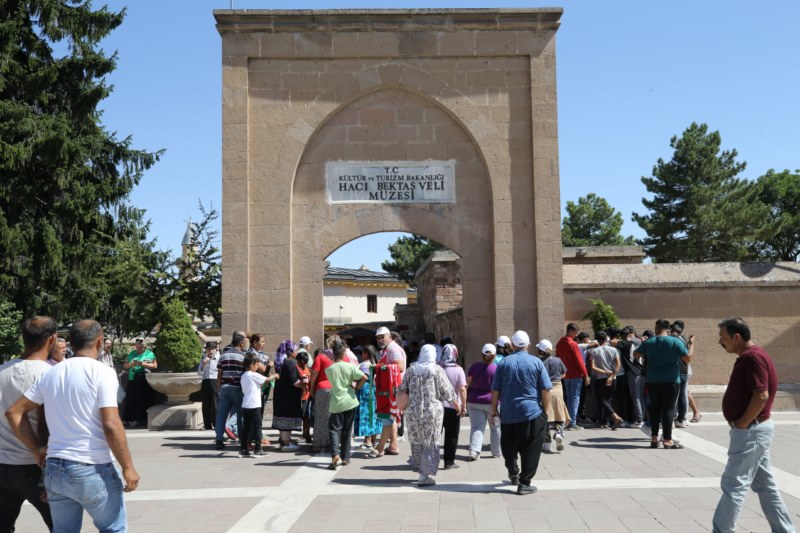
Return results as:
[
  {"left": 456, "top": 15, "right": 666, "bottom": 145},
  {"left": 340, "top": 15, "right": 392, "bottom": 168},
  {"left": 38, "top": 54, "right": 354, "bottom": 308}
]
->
[
  {"left": 127, "top": 349, "right": 156, "bottom": 380},
  {"left": 636, "top": 336, "right": 688, "bottom": 384},
  {"left": 326, "top": 361, "right": 365, "bottom": 414}
]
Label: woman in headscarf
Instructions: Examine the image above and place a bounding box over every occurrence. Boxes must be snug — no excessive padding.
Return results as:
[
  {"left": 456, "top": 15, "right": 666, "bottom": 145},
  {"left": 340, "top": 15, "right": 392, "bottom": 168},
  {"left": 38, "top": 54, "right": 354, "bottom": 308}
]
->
[
  {"left": 271, "top": 339, "right": 302, "bottom": 451},
  {"left": 398, "top": 344, "right": 456, "bottom": 486},
  {"left": 439, "top": 343, "right": 467, "bottom": 469}
]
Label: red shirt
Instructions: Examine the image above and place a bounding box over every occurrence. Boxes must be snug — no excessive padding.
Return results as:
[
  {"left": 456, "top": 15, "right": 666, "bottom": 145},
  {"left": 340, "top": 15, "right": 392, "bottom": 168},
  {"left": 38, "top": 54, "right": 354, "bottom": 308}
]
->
[
  {"left": 311, "top": 352, "right": 333, "bottom": 390},
  {"left": 555, "top": 336, "right": 588, "bottom": 379},
  {"left": 722, "top": 345, "right": 778, "bottom": 422}
]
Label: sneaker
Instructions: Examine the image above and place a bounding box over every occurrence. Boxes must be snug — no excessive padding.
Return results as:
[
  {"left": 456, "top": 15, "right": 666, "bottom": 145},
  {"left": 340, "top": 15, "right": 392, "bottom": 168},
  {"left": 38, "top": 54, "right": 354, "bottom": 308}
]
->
[
  {"left": 566, "top": 423, "right": 583, "bottom": 431},
  {"left": 215, "top": 440, "right": 225, "bottom": 450},
  {"left": 542, "top": 442, "right": 552, "bottom": 453},
  {"left": 517, "top": 484, "right": 538, "bottom": 496},
  {"left": 238, "top": 450, "right": 251, "bottom": 458},
  {"left": 554, "top": 434, "right": 564, "bottom": 452},
  {"left": 674, "top": 421, "right": 686, "bottom": 428},
  {"left": 467, "top": 452, "right": 479, "bottom": 461},
  {"left": 253, "top": 449, "right": 267, "bottom": 456},
  {"left": 281, "top": 443, "right": 300, "bottom": 452},
  {"left": 509, "top": 474, "right": 519, "bottom": 486},
  {"left": 443, "top": 463, "right": 460, "bottom": 470},
  {"left": 418, "top": 476, "right": 436, "bottom": 487},
  {"left": 632, "top": 420, "right": 643, "bottom": 428}
]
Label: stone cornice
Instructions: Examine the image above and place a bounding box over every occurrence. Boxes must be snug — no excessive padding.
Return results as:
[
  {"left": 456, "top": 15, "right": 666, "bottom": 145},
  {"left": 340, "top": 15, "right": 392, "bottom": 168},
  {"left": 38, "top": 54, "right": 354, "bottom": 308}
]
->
[{"left": 214, "top": 9, "right": 562, "bottom": 34}]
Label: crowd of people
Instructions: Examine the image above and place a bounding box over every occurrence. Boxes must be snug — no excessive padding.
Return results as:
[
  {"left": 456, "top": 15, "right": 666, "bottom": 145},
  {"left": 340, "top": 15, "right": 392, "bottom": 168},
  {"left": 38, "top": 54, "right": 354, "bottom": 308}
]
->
[{"left": 0, "top": 315, "right": 794, "bottom": 532}]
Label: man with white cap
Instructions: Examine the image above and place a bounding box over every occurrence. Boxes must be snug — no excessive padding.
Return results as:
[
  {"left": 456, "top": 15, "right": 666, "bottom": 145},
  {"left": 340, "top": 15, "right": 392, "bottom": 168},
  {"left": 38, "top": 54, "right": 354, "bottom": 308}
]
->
[
  {"left": 297, "top": 336, "right": 314, "bottom": 367},
  {"left": 490, "top": 330, "right": 552, "bottom": 495},
  {"left": 369, "top": 326, "right": 406, "bottom": 457}
]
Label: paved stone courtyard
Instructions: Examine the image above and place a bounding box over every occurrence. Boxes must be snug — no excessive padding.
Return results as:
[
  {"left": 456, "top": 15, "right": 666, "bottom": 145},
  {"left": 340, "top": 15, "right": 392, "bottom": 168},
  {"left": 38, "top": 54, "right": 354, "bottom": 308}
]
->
[{"left": 15, "top": 412, "right": 800, "bottom": 532}]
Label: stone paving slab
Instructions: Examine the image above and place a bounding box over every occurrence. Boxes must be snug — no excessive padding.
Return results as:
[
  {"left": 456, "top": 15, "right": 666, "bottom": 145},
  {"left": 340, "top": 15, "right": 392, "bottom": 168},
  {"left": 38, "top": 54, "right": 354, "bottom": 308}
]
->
[{"left": 14, "top": 412, "right": 800, "bottom": 532}]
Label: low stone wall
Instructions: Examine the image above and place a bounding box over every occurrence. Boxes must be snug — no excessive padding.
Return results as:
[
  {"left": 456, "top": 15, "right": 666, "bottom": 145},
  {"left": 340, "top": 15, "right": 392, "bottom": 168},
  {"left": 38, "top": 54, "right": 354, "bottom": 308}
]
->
[{"left": 564, "top": 262, "right": 800, "bottom": 386}]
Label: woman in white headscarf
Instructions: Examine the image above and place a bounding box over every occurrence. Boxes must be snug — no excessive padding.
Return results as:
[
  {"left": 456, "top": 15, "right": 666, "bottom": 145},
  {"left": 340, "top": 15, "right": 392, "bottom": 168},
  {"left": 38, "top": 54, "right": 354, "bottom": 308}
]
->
[{"left": 397, "top": 344, "right": 456, "bottom": 487}]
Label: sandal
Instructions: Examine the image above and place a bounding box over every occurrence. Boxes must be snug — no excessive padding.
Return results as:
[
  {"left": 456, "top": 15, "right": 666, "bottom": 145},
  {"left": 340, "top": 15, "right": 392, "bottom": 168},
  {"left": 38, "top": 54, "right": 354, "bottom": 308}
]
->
[
  {"left": 366, "top": 449, "right": 384, "bottom": 459},
  {"left": 385, "top": 448, "right": 400, "bottom": 455},
  {"left": 663, "top": 441, "right": 684, "bottom": 449},
  {"left": 690, "top": 414, "right": 703, "bottom": 423}
]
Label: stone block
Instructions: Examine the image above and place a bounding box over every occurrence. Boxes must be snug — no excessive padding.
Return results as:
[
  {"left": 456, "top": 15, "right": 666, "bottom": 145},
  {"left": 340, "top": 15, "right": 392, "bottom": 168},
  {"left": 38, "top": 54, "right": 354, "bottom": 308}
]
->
[
  {"left": 261, "top": 33, "right": 297, "bottom": 57},
  {"left": 147, "top": 402, "right": 203, "bottom": 430},
  {"left": 475, "top": 31, "right": 518, "bottom": 55},
  {"left": 332, "top": 33, "right": 360, "bottom": 58},
  {"left": 357, "top": 33, "right": 400, "bottom": 57},
  {"left": 296, "top": 33, "right": 333, "bottom": 58},
  {"left": 440, "top": 31, "right": 475, "bottom": 55}
]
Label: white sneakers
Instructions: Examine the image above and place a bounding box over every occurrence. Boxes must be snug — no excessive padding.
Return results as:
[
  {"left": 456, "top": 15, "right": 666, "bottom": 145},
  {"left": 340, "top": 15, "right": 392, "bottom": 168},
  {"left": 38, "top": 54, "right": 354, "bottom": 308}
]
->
[
  {"left": 468, "top": 451, "right": 480, "bottom": 461},
  {"left": 554, "top": 433, "right": 564, "bottom": 452}
]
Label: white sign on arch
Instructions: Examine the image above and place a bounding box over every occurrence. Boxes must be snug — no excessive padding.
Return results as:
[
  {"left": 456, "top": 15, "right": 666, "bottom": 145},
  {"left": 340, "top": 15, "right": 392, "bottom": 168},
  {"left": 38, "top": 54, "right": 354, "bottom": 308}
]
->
[{"left": 326, "top": 160, "right": 456, "bottom": 204}]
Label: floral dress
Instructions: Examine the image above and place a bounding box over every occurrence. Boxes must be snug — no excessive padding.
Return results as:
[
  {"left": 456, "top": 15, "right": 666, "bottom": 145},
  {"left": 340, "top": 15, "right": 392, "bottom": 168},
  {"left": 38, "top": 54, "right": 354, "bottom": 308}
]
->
[{"left": 399, "top": 365, "right": 456, "bottom": 477}]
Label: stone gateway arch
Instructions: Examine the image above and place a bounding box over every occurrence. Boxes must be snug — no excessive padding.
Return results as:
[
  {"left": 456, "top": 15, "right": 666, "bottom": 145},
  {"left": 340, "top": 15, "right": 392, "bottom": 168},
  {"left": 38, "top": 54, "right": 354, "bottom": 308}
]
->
[{"left": 216, "top": 9, "right": 565, "bottom": 354}]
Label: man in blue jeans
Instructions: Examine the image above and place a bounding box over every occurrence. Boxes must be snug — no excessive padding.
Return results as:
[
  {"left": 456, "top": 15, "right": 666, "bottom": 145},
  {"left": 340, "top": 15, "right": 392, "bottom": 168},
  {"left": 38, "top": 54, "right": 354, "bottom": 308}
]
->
[
  {"left": 713, "top": 317, "right": 795, "bottom": 533},
  {"left": 7, "top": 320, "right": 139, "bottom": 532},
  {"left": 215, "top": 331, "right": 247, "bottom": 450}
]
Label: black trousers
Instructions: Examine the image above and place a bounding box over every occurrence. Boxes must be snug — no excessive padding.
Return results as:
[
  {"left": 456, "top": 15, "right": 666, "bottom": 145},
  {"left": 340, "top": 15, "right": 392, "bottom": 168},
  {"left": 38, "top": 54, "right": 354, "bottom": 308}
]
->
[
  {"left": 648, "top": 382, "right": 680, "bottom": 441},
  {"left": 591, "top": 378, "right": 617, "bottom": 425},
  {"left": 239, "top": 407, "right": 263, "bottom": 451},
  {"left": 124, "top": 373, "right": 153, "bottom": 423},
  {"left": 200, "top": 379, "right": 218, "bottom": 429},
  {"left": 442, "top": 407, "right": 460, "bottom": 465},
  {"left": 0, "top": 463, "right": 53, "bottom": 532},
  {"left": 500, "top": 413, "right": 547, "bottom": 486},
  {"left": 329, "top": 407, "right": 357, "bottom": 461}
]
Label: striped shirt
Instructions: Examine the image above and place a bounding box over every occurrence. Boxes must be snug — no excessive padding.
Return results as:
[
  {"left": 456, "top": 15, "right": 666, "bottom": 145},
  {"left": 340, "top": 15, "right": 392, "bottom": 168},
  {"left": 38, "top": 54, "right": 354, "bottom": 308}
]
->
[{"left": 218, "top": 348, "right": 245, "bottom": 387}]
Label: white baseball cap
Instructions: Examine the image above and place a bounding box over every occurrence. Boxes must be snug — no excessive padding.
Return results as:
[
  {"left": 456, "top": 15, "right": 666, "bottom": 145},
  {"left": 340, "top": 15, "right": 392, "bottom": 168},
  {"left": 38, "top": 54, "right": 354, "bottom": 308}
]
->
[
  {"left": 496, "top": 335, "right": 511, "bottom": 347},
  {"left": 511, "top": 330, "right": 530, "bottom": 348},
  {"left": 299, "top": 336, "right": 313, "bottom": 346},
  {"left": 375, "top": 326, "right": 390, "bottom": 336},
  {"left": 482, "top": 343, "right": 497, "bottom": 355},
  {"left": 536, "top": 339, "right": 553, "bottom": 353}
]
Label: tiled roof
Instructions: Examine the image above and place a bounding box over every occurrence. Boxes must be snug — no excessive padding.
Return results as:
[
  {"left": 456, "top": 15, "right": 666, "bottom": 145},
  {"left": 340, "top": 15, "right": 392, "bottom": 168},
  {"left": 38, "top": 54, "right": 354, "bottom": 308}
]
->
[{"left": 325, "top": 267, "right": 403, "bottom": 283}]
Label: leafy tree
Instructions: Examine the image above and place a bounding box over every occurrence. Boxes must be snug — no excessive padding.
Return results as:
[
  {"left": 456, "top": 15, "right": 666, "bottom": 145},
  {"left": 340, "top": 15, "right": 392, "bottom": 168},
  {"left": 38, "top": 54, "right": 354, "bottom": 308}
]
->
[
  {"left": 0, "top": 2, "right": 162, "bottom": 319},
  {"left": 632, "top": 123, "right": 765, "bottom": 262},
  {"left": 581, "top": 298, "right": 620, "bottom": 334},
  {"left": 0, "top": 297, "right": 23, "bottom": 362},
  {"left": 153, "top": 298, "right": 201, "bottom": 373},
  {"left": 382, "top": 234, "right": 446, "bottom": 286},
  {"left": 175, "top": 203, "right": 221, "bottom": 326},
  {"left": 562, "top": 193, "right": 635, "bottom": 247},
  {"left": 750, "top": 169, "right": 800, "bottom": 261}
]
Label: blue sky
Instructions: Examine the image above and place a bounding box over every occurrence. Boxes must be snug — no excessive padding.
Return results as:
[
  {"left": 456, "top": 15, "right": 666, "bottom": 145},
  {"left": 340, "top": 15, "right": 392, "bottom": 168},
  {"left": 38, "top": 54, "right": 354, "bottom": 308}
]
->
[{"left": 99, "top": 0, "right": 800, "bottom": 272}]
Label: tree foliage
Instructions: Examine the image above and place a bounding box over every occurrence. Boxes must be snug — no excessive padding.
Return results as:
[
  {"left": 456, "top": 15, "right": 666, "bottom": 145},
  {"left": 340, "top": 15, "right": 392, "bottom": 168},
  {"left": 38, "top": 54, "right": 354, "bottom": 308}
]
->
[
  {"left": 153, "top": 298, "right": 200, "bottom": 373},
  {"left": 749, "top": 169, "right": 800, "bottom": 262},
  {"left": 381, "top": 234, "right": 446, "bottom": 286},
  {"left": 562, "top": 193, "right": 635, "bottom": 247},
  {"left": 581, "top": 298, "right": 620, "bottom": 334},
  {"left": 0, "top": 297, "right": 23, "bottom": 362},
  {"left": 632, "top": 123, "right": 766, "bottom": 262},
  {"left": 0, "top": 1, "right": 162, "bottom": 320},
  {"left": 175, "top": 202, "right": 221, "bottom": 325}
]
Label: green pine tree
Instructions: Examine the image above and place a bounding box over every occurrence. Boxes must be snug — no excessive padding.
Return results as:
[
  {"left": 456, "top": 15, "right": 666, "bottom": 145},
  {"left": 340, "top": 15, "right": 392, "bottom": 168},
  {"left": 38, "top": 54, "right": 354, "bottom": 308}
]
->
[
  {"left": 0, "top": 1, "right": 162, "bottom": 318},
  {"left": 632, "top": 123, "right": 765, "bottom": 262},
  {"left": 562, "top": 193, "right": 636, "bottom": 247},
  {"left": 750, "top": 169, "right": 800, "bottom": 261},
  {"left": 381, "top": 234, "right": 446, "bottom": 286}
]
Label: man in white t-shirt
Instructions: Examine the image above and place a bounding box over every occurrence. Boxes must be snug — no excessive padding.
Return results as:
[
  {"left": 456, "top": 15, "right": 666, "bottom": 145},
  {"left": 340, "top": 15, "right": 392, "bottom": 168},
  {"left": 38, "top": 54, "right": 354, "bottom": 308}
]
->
[
  {"left": 6, "top": 319, "right": 140, "bottom": 532},
  {"left": 0, "top": 316, "right": 57, "bottom": 532}
]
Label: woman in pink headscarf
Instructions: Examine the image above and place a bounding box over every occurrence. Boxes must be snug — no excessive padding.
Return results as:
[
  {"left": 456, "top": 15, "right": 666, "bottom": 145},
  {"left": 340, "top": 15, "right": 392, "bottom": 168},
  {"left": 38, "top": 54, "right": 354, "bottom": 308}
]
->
[{"left": 439, "top": 342, "right": 467, "bottom": 469}]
